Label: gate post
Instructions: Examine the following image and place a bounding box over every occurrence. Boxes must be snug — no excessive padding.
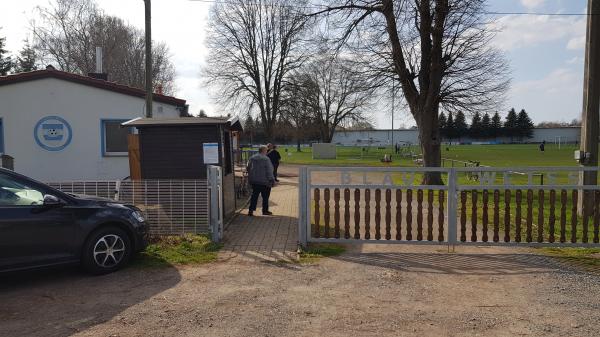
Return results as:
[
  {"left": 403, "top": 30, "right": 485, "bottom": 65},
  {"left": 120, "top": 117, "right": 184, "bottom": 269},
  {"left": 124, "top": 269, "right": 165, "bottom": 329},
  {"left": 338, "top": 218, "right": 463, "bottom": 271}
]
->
[
  {"left": 447, "top": 168, "right": 458, "bottom": 249},
  {"left": 208, "top": 165, "right": 223, "bottom": 243},
  {"left": 298, "top": 166, "right": 308, "bottom": 248}
]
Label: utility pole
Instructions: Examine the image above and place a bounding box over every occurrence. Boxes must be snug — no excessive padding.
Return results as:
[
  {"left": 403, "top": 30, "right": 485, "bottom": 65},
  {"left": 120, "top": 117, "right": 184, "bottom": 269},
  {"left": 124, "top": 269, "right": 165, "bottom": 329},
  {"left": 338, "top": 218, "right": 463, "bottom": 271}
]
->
[
  {"left": 391, "top": 80, "right": 395, "bottom": 151},
  {"left": 144, "top": 0, "right": 153, "bottom": 118},
  {"left": 579, "top": 0, "right": 600, "bottom": 215}
]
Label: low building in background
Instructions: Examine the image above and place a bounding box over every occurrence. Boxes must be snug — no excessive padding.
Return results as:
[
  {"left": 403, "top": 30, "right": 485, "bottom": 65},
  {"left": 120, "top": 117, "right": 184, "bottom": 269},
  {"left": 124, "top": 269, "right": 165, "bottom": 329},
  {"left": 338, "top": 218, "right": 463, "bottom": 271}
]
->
[{"left": 332, "top": 127, "right": 581, "bottom": 147}]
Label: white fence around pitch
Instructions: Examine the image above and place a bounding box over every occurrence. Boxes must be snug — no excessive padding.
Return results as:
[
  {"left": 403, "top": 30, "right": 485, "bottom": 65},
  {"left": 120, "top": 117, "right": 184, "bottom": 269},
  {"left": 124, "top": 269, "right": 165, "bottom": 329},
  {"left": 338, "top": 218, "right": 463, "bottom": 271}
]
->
[
  {"left": 47, "top": 166, "right": 224, "bottom": 239},
  {"left": 298, "top": 166, "right": 600, "bottom": 248}
]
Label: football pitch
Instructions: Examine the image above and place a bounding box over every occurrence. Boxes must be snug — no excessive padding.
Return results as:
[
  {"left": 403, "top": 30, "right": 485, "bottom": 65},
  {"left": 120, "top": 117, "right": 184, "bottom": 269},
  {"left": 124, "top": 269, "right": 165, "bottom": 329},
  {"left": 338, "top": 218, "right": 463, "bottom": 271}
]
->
[{"left": 278, "top": 144, "right": 582, "bottom": 167}]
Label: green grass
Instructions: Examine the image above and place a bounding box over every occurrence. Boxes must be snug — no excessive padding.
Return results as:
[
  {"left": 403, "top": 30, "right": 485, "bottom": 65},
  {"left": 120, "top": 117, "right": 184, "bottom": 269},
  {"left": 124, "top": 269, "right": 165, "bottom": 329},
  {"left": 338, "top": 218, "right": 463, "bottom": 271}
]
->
[
  {"left": 267, "top": 144, "right": 583, "bottom": 168},
  {"left": 540, "top": 247, "right": 600, "bottom": 269},
  {"left": 441, "top": 144, "right": 580, "bottom": 167},
  {"left": 298, "top": 243, "right": 346, "bottom": 264},
  {"left": 270, "top": 145, "right": 419, "bottom": 166},
  {"left": 133, "top": 234, "right": 222, "bottom": 267}
]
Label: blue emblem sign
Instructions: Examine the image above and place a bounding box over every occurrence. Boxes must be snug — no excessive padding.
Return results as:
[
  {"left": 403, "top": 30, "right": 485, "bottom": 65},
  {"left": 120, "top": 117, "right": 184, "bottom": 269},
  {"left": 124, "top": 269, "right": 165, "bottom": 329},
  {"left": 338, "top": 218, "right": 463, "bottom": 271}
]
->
[{"left": 34, "top": 116, "right": 73, "bottom": 151}]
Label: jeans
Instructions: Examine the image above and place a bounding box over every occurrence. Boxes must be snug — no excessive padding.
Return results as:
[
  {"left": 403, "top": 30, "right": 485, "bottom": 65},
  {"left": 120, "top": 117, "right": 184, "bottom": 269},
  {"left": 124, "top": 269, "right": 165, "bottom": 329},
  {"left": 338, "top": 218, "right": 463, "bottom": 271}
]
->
[
  {"left": 249, "top": 184, "right": 271, "bottom": 213},
  {"left": 273, "top": 164, "right": 279, "bottom": 180}
]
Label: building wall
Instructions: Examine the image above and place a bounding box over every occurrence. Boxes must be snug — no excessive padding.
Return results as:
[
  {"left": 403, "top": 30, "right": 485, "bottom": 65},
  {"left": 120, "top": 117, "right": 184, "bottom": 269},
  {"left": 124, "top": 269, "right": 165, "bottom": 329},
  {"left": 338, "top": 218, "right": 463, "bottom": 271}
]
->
[
  {"left": 139, "top": 125, "right": 220, "bottom": 179},
  {"left": 332, "top": 127, "right": 581, "bottom": 146},
  {"left": 0, "top": 78, "right": 181, "bottom": 181}
]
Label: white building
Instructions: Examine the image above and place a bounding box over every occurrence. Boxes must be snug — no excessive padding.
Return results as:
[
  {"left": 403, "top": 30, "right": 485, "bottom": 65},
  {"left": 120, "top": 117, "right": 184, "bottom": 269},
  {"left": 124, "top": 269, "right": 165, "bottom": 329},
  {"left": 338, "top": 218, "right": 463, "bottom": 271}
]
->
[
  {"left": 0, "top": 67, "right": 187, "bottom": 181},
  {"left": 332, "top": 127, "right": 581, "bottom": 146}
]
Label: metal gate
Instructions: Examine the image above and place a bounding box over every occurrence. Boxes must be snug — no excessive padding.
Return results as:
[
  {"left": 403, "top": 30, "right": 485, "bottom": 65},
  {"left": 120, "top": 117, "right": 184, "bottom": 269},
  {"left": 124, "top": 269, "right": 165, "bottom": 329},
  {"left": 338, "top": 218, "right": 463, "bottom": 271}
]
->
[{"left": 298, "top": 166, "right": 600, "bottom": 248}]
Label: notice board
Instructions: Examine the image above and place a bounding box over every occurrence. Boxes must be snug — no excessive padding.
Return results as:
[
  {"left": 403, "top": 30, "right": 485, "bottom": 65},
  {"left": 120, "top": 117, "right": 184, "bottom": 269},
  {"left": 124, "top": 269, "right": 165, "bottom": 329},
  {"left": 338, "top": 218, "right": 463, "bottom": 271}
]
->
[{"left": 203, "top": 143, "right": 219, "bottom": 164}]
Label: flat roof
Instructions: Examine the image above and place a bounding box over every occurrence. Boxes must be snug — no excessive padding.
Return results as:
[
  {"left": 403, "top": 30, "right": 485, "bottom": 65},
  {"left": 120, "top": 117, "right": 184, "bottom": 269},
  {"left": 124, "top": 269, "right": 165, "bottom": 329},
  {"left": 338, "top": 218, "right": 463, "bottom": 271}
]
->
[{"left": 123, "top": 116, "right": 243, "bottom": 131}]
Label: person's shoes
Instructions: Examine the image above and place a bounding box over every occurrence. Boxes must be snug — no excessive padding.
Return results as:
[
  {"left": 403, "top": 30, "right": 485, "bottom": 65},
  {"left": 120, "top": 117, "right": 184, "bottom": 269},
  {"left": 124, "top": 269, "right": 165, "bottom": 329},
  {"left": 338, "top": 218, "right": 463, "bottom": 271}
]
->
[
  {"left": 262, "top": 211, "right": 273, "bottom": 216},
  {"left": 275, "top": 179, "right": 280, "bottom": 182},
  {"left": 248, "top": 211, "right": 254, "bottom": 216}
]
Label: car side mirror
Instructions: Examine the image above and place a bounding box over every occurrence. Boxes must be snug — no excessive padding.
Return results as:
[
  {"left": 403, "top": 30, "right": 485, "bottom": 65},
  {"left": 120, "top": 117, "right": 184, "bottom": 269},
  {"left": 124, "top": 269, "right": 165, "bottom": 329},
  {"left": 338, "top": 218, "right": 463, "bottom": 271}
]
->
[{"left": 43, "top": 194, "right": 64, "bottom": 207}]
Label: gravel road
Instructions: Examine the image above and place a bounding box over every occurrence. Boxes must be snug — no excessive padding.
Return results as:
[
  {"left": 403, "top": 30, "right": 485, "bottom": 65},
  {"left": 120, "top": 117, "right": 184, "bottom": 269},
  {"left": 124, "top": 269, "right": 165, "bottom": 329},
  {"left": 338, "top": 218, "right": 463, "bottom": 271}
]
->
[{"left": 1, "top": 245, "right": 599, "bottom": 337}]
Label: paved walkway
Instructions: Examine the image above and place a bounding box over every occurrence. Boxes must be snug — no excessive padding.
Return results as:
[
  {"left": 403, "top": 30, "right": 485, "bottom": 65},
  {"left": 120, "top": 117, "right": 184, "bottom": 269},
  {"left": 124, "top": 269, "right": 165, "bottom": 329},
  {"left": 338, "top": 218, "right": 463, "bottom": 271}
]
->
[{"left": 221, "top": 174, "right": 299, "bottom": 262}]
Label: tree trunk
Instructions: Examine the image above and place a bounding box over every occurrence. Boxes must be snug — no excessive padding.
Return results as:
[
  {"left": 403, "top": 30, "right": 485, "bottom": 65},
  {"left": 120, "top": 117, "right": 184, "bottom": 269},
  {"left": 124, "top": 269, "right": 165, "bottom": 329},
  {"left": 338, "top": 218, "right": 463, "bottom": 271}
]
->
[
  {"left": 417, "top": 108, "right": 444, "bottom": 185},
  {"left": 296, "top": 137, "right": 301, "bottom": 152},
  {"left": 263, "top": 122, "right": 274, "bottom": 141},
  {"left": 326, "top": 128, "right": 334, "bottom": 143}
]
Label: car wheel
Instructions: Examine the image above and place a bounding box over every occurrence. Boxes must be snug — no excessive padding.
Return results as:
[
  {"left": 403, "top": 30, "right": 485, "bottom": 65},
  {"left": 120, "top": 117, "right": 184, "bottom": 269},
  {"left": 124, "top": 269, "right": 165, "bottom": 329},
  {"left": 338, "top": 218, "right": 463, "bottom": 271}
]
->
[{"left": 82, "top": 226, "right": 132, "bottom": 275}]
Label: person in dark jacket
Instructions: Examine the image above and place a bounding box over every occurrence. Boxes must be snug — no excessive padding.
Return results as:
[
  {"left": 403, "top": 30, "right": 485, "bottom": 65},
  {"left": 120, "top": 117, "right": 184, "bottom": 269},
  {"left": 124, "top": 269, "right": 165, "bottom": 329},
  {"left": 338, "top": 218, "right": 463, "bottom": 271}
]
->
[
  {"left": 247, "top": 145, "right": 275, "bottom": 216},
  {"left": 267, "top": 143, "right": 282, "bottom": 182}
]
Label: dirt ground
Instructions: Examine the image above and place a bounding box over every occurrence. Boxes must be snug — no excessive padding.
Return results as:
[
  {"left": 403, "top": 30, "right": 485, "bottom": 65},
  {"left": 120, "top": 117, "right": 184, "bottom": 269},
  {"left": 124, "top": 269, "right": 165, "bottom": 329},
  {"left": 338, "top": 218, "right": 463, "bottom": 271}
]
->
[
  {"left": 1, "top": 244, "right": 599, "bottom": 337},
  {"left": 2, "top": 165, "right": 600, "bottom": 336}
]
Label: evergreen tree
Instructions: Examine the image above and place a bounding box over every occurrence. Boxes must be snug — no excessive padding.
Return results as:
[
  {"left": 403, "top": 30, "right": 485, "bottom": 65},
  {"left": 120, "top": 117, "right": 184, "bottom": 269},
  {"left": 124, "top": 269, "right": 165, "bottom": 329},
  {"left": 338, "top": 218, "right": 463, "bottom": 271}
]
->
[
  {"left": 480, "top": 113, "right": 491, "bottom": 139},
  {"left": 454, "top": 111, "right": 468, "bottom": 139},
  {"left": 14, "top": 40, "right": 37, "bottom": 73},
  {"left": 446, "top": 112, "right": 455, "bottom": 139},
  {"left": 470, "top": 112, "right": 482, "bottom": 138},
  {"left": 241, "top": 114, "right": 255, "bottom": 144},
  {"left": 516, "top": 109, "right": 535, "bottom": 139},
  {"left": 491, "top": 112, "right": 502, "bottom": 138},
  {"left": 0, "top": 30, "right": 13, "bottom": 75},
  {"left": 438, "top": 112, "right": 447, "bottom": 139},
  {"left": 253, "top": 115, "right": 265, "bottom": 143},
  {"left": 504, "top": 108, "right": 518, "bottom": 139}
]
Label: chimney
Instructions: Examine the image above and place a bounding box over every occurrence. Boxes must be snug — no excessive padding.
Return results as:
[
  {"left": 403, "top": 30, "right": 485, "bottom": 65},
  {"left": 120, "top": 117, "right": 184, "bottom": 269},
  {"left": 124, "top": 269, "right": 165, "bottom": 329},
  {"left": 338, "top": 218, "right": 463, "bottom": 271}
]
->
[
  {"left": 88, "top": 47, "right": 108, "bottom": 80},
  {"left": 156, "top": 84, "right": 163, "bottom": 95},
  {"left": 46, "top": 65, "right": 56, "bottom": 71},
  {"left": 95, "top": 46, "right": 103, "bottom": 73}
]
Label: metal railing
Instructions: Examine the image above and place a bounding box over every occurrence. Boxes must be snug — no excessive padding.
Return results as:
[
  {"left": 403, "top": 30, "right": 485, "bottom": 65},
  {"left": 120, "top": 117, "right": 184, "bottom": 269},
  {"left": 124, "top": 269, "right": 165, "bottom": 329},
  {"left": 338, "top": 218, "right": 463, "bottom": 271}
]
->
[
  {"left": 48, "top": 179, "right": 210, "bottom": 236},
  {"left": 299, "top": 166, "right": 600, "bottom": 248}
]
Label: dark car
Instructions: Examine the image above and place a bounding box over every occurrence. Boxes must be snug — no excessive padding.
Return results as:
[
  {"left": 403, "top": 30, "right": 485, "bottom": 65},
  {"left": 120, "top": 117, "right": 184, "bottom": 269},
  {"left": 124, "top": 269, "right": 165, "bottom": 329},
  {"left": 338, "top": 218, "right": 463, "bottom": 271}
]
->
[{"left": 0, "top": 168, "right": 148, "bottom": 275}]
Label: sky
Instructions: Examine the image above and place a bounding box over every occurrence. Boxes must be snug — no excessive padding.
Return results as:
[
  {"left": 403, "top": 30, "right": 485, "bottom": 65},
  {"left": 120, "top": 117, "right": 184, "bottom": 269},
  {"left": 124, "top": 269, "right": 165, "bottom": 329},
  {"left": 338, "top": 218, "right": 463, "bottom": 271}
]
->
[{"left": 0, "top": 0, "right": 589, "bottom": 128}]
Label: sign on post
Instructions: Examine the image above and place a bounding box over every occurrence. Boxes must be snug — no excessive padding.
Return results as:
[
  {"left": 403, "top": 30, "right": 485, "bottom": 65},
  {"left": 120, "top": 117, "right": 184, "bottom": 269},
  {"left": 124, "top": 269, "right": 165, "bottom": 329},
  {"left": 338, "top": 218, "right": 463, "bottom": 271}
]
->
[{"left": 203, "top": 143, "right": 219, "bottom": 164}]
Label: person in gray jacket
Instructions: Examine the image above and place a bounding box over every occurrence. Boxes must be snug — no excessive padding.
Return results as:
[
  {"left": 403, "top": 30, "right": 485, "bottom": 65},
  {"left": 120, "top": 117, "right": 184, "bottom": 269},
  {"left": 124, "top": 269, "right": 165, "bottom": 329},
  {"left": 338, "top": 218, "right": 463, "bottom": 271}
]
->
[{"left": 247, "top": 145, "right": 275, "bottom": 216}]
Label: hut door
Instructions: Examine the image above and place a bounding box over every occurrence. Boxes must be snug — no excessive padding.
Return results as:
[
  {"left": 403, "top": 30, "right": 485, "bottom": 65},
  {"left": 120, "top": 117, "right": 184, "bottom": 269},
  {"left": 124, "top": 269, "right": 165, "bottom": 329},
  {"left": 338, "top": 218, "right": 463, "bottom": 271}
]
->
[{"left": 127, "top": 134, "right": 142, "bottom": 180}]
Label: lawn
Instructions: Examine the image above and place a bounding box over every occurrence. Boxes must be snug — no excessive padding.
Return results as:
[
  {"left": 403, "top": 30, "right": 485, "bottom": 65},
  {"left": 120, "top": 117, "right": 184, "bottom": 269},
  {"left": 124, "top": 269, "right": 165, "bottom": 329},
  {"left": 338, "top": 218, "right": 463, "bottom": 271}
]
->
[
  {"left": 298, "top": 243, "right": 346, "bottom": 264},
  {"left": 273, "top": 144, "right": 582, "bottom": 168},
  {"left": 133, "top": 234, "right": 222, "bottom": 267}
]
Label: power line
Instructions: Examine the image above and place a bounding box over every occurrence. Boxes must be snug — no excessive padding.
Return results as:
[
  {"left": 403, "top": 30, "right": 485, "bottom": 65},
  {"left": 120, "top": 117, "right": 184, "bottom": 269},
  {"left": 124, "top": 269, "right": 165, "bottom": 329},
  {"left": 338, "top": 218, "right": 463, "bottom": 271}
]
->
[{"left": 188, "top": 0, "right": 592, "bottom": 17}]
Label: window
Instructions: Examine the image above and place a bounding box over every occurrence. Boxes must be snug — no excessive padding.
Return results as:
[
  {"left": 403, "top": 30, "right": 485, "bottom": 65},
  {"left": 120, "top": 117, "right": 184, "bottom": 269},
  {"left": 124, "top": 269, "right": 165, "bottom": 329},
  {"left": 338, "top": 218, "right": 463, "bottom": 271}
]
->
[
  {"left": 101, "top": 120, "right": 131, "bottom": 156},
  {"left": 0, "top": 174, "right": 44, "bottom": 206},
  {"left": 0, "top": 118, "right": 4, "bottom": 154}
]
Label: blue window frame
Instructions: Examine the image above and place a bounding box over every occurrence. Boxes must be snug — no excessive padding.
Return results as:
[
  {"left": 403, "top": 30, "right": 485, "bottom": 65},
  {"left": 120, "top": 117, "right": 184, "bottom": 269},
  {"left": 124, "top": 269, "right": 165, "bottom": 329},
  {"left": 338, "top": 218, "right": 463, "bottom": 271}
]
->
[
  {"left": 0, "top": 118, "right": 4, "bottom": 154},
  {"left": 100, "top": 119, "right": 132, "bottom": 157}
]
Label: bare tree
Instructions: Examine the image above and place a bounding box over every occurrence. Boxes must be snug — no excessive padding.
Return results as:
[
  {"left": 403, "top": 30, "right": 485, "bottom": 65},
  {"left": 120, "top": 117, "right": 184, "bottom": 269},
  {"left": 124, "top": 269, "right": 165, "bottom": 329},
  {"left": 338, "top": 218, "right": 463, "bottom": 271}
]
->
[
  {"left": 281, "top": 73, "right": 319, "bottom": 151},
  {"left": 204, "top": 0, "right": 308, "bottom": 139},
  {"left": 32, "top": 0, "right": 176, "bottom": 94},
  {"left": 314, "top": 0, "right": 510, "bottom": 184},
  {"left": 292, "top": 55, "right": 374, "bottom": 142}
]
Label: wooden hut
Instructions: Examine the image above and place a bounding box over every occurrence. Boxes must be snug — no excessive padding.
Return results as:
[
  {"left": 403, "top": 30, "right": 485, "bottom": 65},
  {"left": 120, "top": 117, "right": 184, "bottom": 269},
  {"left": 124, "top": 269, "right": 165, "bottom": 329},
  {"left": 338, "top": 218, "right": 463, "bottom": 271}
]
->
[{"left": 122, "top": 117, "right": 242, "bottom": 218}]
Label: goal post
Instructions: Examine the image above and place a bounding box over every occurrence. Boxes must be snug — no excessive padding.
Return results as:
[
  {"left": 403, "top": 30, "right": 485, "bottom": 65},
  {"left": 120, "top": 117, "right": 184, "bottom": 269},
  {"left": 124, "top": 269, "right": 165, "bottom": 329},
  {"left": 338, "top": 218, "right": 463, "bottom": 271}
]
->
[{"left": 554, "top": 136, "right": 563, "bottom": 149}]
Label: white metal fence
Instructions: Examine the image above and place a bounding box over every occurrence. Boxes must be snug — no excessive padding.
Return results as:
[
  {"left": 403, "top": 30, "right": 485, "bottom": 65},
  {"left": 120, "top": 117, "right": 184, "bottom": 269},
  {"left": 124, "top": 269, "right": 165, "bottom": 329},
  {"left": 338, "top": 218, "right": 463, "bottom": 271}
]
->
[
  {"left": 48, "top": 179, "right": 212, "bottom": 237},
  {"left": 299, "top": 166, "right": 600, "bottom": 248}
]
